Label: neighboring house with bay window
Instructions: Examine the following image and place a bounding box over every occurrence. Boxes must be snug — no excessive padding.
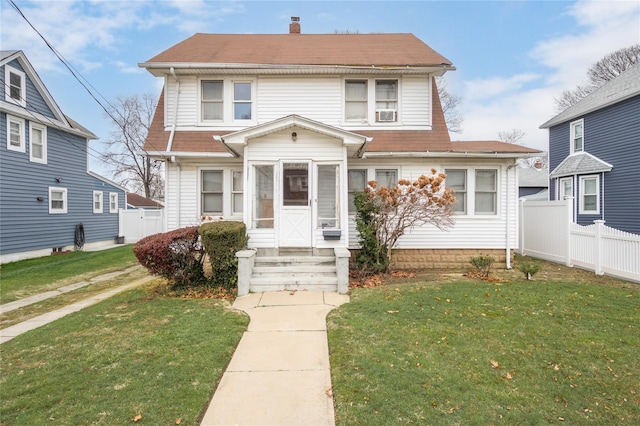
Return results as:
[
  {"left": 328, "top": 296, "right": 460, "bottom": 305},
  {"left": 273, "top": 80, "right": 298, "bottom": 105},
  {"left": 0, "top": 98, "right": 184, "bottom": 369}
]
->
[
  {"left": 139, "top": 18, "right": 539, "bottom": 292},
  {"left": 0, "top": 50, "right": 126, "bottom": 263},
  {"left": 541, "top": 62, "right": 640, "bottom": 235}
]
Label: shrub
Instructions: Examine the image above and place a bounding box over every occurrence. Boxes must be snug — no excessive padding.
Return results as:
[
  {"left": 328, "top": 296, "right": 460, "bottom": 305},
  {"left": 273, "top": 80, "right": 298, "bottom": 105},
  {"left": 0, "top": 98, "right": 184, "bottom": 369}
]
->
[
  {"left": 353, "top": 191, "right": 389, "bottom": 276},
  {"left": 470, "top": 254, "right": 495, "bottom": 278},
  {"left": 199, "top": 221, "right": 248, "bottom": 290},
  {"left": 519, "top": 262, "right": 541, "bottom": 280},
  {"left": 133, "top": 226, "right": 205, "bottom": 287}
]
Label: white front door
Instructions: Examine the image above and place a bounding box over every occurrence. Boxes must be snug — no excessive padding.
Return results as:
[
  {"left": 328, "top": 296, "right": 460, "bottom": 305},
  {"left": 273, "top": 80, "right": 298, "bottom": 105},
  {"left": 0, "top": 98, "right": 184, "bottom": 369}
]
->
[{"left": 279, "top": 161, "right": 312, "bottom": 247}]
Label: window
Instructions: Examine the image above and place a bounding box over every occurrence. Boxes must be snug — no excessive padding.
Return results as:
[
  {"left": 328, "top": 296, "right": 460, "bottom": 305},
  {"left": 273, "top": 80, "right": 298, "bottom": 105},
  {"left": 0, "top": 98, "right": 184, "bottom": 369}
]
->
[
  {"left": 571, "top": 119, "right": 584, "bottom": 153},
  {"left": 347, "top": 170, "right": 367, "bottom": 214},
  {"left": 475, "top": 170, "right": 497, "bottom": 214},
  {"left": 580, "top": 175, "right": 599, "bottom": 214},
  {"left": 445, "top": 169, "right": 467, "bottom": 213},
  {"left": 49, "top": 187, "right": 67, "bottom": 214},
  {"left": 375, "top": 80, "right": 398, "bottom": 122},
  {"left": 559, "top": 177, "right": 573, "bottom": 200},
  {"left": 375, "top": 169, "right": 397, "bottom": 188},
  {"left": 201, "top": 80, "right": 223, "bottom": 121},
  {"left": 202, "top": 170, "right": 223, "bottom": 215},
  {"left": 345, "top": 80, "right": 367, "bottom": 121},
  {"left": 6, "top": 115, "right": 25, "bottom": 152},
  {"left": 93, "top": 191, "right": 103, "bottom": 213},
  {"left": 232, "top": 170, "right": 243, "bottom": 215},
  {"left": 29, "top": 122, "right": 47, "bottom": 163},
  {"left": 5, "top": 65, "right": 26, "bottom": 107},
  {"left": 109, "top": 193, "right": 119, "bottom": 213},
  {"left": 233, "top": 82, "right": 252, "bottom": 120},
  {"left": 317, "top": 165, "right": 339, "bottom": 228},
  {"left": 253, "top": 165, "right": 274, "bottom": 228}
]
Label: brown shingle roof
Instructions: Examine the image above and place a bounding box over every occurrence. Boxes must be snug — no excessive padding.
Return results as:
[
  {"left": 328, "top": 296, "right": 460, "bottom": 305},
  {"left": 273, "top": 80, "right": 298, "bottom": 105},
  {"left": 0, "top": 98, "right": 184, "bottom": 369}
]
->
[
  {"left": 145, "top": 33, "right": 452, "bottom": 67},
  {"left": 127, "top": 193, "right": 164, "bottom": 208},
  {"left": 450, "top": 141, "right": 541, "bottom": 154}
]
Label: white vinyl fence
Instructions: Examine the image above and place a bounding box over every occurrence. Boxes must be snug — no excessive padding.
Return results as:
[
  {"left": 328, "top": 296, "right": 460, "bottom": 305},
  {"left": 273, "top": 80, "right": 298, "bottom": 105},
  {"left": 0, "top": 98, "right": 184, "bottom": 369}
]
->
[
  {"left": 519, "top": 198, "right": 640, "bottom": 283},
  {"left": 119, "top": 208, "right": 165, "bottom": 244}
]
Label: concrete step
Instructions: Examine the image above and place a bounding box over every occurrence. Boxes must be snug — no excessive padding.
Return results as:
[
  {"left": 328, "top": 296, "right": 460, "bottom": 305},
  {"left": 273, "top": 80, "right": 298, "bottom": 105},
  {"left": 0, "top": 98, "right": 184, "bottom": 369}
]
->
[
  {"left": 252, "top": 266, "right": 337, "bottom": 278},
  {"left": 254, "top": 256, "right": 336, "bottom": 267},
  {"left": 250, "top": 276, "right": 339, "bottom": 287}
]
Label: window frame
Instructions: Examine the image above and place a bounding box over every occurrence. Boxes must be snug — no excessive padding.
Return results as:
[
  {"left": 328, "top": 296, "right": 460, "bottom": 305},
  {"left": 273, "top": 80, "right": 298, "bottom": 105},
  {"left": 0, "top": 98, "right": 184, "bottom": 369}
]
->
[
  {"left": 375, "top": 169, "right": 398, "bottom": 188},
  {"left": 200, "top": 79, "right": 224, "bottom": 122},
  {"left": 29, "top": 121, "right": 47, "bottom": 163},
  {"left": 49, "top": 187, "right": 67, "bottom": 214},
  {"left": 232, "top": 81, "right": 253, "bottom": 121},
  {"left": 474, "top": 169, "right": 498, "bottom": 215},
  {"left": 6, "top": 115, "right": 25, "bottom": 152},
  {"left": 5, "top": 65, "right": 26, "bottom": 107},
  {"left": 375, "top": 79, "right": 398, "bottom": 122},
  {"left": 231, "top": 169, "right": 244, "bottom": 216},
  {"left": 109, "top": 192, "right": 119, "bottom": 213},
  {"left": 93, "top": 190, "right": 104, "bottom": 213},
  {"left": 347, "top": 169, "right": 368, "bottom": 214},
  {"left": 570, "top": 119, "right": 584, "bottom": 153},
  {"left": 445, "top": 169, "right": 467, "bottom": 214},
  {"left": 201, "top": 170, "right": 224, "bottom": 216},
  {"left": 345, "top": 79, "right": 368, "bottom": 122},
  {"left": 558, "top": 177, "right": 573, "bottom": 200},
  {"left": 579, "top": 175, "right": 600, "bottom": 214},
  {"left": 443, "top": 167, "right": 499, "bottom": 217},
  {"left": 252, "top": 163, "right": 275, "bottom": 229}
]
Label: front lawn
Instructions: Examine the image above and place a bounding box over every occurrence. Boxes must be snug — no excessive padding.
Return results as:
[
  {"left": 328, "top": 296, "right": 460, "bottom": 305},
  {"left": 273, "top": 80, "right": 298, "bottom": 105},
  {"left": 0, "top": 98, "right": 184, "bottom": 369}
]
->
[
  {"left": 0, "top": 282, "right": 248, "bottom": 425},
  {"left": 328, "top": 277, "right": 639, "bottom": 424}
]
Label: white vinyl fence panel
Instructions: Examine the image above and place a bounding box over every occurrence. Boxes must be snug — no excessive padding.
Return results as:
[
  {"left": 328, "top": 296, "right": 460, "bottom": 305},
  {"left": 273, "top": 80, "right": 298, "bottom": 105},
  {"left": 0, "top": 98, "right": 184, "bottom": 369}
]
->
[
  {"left": 520, "top": 198, "right": 640, "bottom": 283},
  {"left": 119, "top": 209, "right": 166, "bottom": 244}
]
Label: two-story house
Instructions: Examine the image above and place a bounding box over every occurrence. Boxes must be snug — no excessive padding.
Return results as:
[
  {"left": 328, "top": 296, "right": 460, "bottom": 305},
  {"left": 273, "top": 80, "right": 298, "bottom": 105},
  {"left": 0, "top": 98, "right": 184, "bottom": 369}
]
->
[
  {"left": 139, "top": 19, "right": 538, "bottom": 291},
  {"left": 541, "top": 62, "right": 639, "bottom": 235},
  {"left": 0, "top": 50, "right": 127, "bottom": 263}
]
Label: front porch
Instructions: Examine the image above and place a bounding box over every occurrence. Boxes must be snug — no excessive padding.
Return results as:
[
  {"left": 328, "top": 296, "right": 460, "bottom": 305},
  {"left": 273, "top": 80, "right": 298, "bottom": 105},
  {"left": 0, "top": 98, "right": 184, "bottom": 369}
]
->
[{"left": 236, "top": 247, "right": 351, "bottom": 296}]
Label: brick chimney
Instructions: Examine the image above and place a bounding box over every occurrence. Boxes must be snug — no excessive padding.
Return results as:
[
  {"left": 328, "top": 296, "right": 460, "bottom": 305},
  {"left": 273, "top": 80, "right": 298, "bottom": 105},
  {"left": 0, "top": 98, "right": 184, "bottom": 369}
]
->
[{"left": 289, "top": 16, "right": 300, "bottom": 34}]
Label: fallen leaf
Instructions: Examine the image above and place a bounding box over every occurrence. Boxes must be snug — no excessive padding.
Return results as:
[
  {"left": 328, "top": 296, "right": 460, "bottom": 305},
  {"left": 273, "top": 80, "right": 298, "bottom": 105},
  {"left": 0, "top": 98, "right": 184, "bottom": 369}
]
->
[
  {"left": 558, "top": 417, "right": 565, "bottom": 421},
  {"left": 133, "top": 414, "right": 142, "bottom": 422},
  {"left": 387, "top": 310, "right": 399, "bottom": 314},
  {"left": 554, "top": 364, "right": 561, "bottom": 371},
  {"left": 490, "top": 360, "right": 499, "bottom": 369},
  {"left": 176, "top": 419, "right": 181, "bottom": 425},
  {"left": 325, "top": 387, "right": 333, "bottom": 397},
  {"left": 505, "top": 372, "right": 513, "bottom": 380}
]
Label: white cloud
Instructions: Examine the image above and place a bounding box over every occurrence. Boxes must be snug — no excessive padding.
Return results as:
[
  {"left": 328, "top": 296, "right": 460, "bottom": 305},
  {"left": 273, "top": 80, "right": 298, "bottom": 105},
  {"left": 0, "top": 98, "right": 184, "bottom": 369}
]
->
[{"left": 464, "top": 74, "right": 540, "bottom": 103}]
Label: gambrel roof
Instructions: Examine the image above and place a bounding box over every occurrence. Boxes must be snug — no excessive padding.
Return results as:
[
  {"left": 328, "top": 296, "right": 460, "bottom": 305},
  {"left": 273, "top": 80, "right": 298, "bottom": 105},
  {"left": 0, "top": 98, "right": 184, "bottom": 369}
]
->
[{"left": 540, "top": 62, "right": 640, "bottom": 129}]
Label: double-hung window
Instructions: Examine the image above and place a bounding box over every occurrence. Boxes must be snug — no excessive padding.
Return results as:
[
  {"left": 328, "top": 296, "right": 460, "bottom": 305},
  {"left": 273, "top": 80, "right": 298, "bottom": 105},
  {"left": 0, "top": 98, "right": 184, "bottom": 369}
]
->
[
  {"left": 49, "top": 187, "right": 67, "bottom": 214},
  {"left": 253, "top": 165, "right": 274, "bottom": 228},
  {"left": 317, "top": 165, "right": 340, "bottom": 228},
  {"left": 231, "top": 170, "right": 243, "bottom": 215},
  {"left": 201, "top": 80, "right": 223, "bottom": 121},
  {"left": 570, "top": 119, "right": 584, "bottom": 153},
  {"left": 475, "top": 170, "right": 497, "bottom": 214},
  {"left": 233, "top": 82, "right": 252, "bottom": 120},
  {"left": 109, "top": 193, "right": 119, "bottom": 213},
  {"left": 558, "top": 177, "right": 573, "bottom": 200},
  {"left": 347, "top": 170, "right": 367, "bottom": 214},
  {"left": 445, "top": 169, "right": 467, "bottom": 213},
  {"left": 375, "top": 169, "right": 397, "bottom": 188},
  {"left": 5, "top": 65, "right": 26, "bottom": 107},
  {"left": 29, "top": 122, "right": 47, "bottom": 163},
  {"left": 202, "top": 170, "right": 223, "bottom": 215},
  {"left": 375, "top": 80, "right": 398, "bottom": 122},
  {"left": 93, "top": 191, "right": 103, "bottom": 213},
  {"left": 6, "top": 115, "right": 25, "bottom": 152},
  {"left": 580, "top": 175, "right": 599, "bottom": 214},
  {"left": 345, "top": 80, "right": 367, "bottom": 121}
]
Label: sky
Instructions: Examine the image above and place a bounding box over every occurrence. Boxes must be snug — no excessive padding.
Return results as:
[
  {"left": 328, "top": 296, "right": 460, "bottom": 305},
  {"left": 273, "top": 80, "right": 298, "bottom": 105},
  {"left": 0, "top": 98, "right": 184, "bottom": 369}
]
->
[{"left": 2, "top": 0, "right": 639, "bottom": 179}]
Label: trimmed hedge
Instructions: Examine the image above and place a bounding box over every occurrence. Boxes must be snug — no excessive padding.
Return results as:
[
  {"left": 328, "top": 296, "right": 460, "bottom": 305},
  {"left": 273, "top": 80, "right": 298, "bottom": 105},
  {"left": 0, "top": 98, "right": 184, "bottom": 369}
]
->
[
  {"left": 133, "top": 226, "right": 205, "bottom": 287},
  {"left": 199, "top": 221, "right": 248, "bottom": 290}
]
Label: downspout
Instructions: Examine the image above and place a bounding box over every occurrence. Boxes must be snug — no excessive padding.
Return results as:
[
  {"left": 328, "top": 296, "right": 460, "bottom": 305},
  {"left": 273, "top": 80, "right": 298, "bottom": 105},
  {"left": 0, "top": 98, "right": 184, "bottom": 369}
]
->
[
  {"left": 168, "top": 68, "right": 181, "bottom": 226},
  {"left": 505, "top": 163, "right": 516, "bottom": 269}
]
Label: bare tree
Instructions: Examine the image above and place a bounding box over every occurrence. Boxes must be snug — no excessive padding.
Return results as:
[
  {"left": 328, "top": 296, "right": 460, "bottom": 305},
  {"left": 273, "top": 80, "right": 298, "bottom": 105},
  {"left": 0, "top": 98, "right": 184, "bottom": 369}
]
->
[
  {"left": 555, "top": 44, "right": 640, "bottom": 112},
  {"left": 102, "top": 93, "right": 164, "bottom": 199},
  {"left": 497, "top": 128, "right": 526, "bottom": 145},
  {"left": 436, "top": 76, "right": 463, "bottom": 133}
]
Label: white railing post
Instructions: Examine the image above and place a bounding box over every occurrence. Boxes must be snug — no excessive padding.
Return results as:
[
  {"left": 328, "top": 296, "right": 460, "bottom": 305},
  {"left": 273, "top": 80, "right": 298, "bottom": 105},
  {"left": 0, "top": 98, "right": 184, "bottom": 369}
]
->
[
  {"left": 594, "top": 220, "right": 605, "bottom": 275},
  {"left": 564, "top": 196, "right": 574, "bottom": 267}
]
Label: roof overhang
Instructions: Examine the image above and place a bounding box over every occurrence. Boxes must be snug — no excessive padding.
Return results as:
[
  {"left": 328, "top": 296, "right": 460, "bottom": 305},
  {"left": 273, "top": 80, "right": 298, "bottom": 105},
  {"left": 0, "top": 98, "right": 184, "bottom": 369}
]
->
[
  {"left": 139, "top": 63, "right": 455, "bottom": 77},
  {"left": 549, "top": 152, "right": 613, "bottom": 178},
  {"left": 362, "top": 151, "right": 540, "bottom": 159},
  {"left": 142, "top": 150, "right": 236, "bottom": 160}
]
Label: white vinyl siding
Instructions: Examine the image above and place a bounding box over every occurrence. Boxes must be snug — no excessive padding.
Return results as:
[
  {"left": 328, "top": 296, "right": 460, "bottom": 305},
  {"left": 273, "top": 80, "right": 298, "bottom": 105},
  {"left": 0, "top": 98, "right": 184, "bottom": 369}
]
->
[
  {"left": 93, "top": 191, "right": 103, "bottom": 213},
  {"left": 402, "top": 77, "right": 431, "bottom": 126},
  {"left": 6, "top": 115, "right": 25, "bottom": 152},
  {"left": 579, "top": 175, "right": 599, "bottom": 214},
  {"left": 29, "top": 122, "right": 47, "bottom": 163},
  {"left": 49, "top": 187, "right": 67, "bottom": 214}
]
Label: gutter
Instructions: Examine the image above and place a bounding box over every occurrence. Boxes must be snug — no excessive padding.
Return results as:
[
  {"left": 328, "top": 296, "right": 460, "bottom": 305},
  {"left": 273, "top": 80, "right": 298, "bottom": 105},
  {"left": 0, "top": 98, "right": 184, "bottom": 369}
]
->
[
  {"left": 505, "top": 163, "right": 517, "bottom": 270},
  {"left": 166, "top": 67, "right": 180, "bottom": 152},
  {"left": 361, "top": 151, "right": 539, "bottom": 159}
]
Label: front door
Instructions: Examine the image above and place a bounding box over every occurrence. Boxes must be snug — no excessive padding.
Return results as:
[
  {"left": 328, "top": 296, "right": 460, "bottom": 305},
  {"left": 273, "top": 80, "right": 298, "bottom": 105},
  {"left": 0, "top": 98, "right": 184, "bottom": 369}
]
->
[{"left": 279, "top": 161, "right": 312, "bottom": 247}]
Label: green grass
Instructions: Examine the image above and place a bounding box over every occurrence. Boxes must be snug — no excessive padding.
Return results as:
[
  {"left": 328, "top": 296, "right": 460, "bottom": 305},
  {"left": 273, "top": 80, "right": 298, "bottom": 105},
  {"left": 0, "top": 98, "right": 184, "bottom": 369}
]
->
[
  {"left": 0, "top": 245, "right": 137, "bottom": 303},
  {"left": 328, "top": 279, "right": 640, "bottom": 425},
  {"left": 0, "top": 282, "right": 248, "bottom": 425}
]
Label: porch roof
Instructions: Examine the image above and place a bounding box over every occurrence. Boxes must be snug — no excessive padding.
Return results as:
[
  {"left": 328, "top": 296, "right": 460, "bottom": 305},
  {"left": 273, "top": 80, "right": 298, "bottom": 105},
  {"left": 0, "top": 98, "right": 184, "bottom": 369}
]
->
[{"left": 550, "top": 152, "right": 613, "bottom": 178}]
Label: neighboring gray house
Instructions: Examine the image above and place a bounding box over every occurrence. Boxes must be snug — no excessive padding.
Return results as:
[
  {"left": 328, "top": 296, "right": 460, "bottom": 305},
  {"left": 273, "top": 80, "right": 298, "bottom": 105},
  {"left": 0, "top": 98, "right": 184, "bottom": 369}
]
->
[
  {"left": 518, "top": 165, "right": 548, "bottom": 199},
  {"left": 0, "top": 50, "right": 127, "bottom": 263},
  {"left": 541, "top": 63, "right": 640, "bottom": 235}
]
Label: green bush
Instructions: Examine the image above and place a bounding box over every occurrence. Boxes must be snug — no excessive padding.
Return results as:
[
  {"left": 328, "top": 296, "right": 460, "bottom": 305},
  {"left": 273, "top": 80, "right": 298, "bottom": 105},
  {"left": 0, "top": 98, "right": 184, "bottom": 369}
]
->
[
  {"left": 470, "top": 253, "right": 495, "bottom": 278},
  {"left": 519, "top": 262, "right": 541, "bottom": 280},
  {"left": 199, "top": 221, "right": 248, "bottom": 290},
  {"left": 353, "top": 191, "right": 389, "bottom": 276},
  {"left": 133, "top": 226, "right": 205, "bottom": 288}
]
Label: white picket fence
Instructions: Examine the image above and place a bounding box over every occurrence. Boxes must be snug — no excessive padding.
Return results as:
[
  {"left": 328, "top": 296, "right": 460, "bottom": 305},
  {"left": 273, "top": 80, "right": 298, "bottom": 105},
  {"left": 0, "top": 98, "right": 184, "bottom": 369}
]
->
[
  {"left": 519, "top": 198, "right": 640, "bottom": 283},
  {"left": 119, "top": 208, "right": 165, "bottom": 244}
]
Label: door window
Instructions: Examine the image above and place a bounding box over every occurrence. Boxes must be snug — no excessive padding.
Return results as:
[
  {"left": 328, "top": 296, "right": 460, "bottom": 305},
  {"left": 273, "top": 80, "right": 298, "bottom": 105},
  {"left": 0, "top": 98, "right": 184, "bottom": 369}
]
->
[{"left": 283, "top": 163, "right": 308, "bottom": 206}]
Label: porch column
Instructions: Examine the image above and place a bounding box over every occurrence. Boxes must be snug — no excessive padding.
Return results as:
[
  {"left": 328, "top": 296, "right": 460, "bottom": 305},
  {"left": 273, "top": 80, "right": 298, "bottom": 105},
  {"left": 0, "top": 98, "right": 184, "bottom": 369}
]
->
[{"left": 335, "top": 247, "right": 351, "bottom": 294}]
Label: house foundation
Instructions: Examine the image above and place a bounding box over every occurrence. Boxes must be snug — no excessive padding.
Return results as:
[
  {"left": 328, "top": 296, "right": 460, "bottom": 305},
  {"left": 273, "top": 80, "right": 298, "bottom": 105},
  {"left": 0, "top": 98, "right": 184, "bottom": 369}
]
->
[{"left": 386, "top": 248, "right": 510, "bottom": 270}]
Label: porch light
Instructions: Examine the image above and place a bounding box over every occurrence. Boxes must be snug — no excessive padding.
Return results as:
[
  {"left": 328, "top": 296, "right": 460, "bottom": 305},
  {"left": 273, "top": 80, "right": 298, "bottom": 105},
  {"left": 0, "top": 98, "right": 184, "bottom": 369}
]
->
[{"left": 291, "top": 132, "right": 297, "bottom": 142}]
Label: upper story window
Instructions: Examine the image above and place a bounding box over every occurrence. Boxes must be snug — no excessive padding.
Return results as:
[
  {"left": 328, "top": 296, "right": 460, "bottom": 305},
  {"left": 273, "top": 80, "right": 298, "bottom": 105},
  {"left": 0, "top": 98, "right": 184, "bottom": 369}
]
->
[
  {"left": 579, "top": 175, "right": 599, "bottom": 214},
  {"left": 233, "top": 82, "right": 252, "bottom": 120},
  {"left": 201, "top": 80, "right": 223, "bottom": 121},
  {"left": 6, "top": 115, "right": 25, "bottom": 152},
  {"left": 29, "top": 122, "right": 47, "bottom": 163},
  {"left": 445, "top": 169, "right": 467, "bottom": 213},
  {"left": 375, "top": 80, "right": 398, "bottom": 122},
  {"left": 93, "top": 191, "right": 103, "bottom": 213},
  {"left": 109, "top": 193, "right": 119, "bottom": 213},
  {"left": 5, "top": 65, "right": 26, "bottom": 107},
  {"left": 570, "top": 119, "right": 584, "bottom": 153},
  {"left": 345, "top": 80, "right": 368, "bottom": 121},
  {"left": 49, "top": 187, "right": 67, "bottom": 214}
]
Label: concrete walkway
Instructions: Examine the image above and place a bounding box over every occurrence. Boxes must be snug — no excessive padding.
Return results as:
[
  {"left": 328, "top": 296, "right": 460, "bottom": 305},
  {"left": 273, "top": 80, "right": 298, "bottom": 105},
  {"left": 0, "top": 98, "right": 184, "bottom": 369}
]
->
[
  {"left": 0, "top": 275, "right": 154, "bottom": 344},
  {"left": 200, "top": 291, "right": 349, "bottom": 426}
]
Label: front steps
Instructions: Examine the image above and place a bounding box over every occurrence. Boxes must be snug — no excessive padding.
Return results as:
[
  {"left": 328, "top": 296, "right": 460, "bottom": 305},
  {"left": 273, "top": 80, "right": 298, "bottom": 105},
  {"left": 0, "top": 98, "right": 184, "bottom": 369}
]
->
[{"left": 250, "top": 254, "right": 339, "bottom": 293}]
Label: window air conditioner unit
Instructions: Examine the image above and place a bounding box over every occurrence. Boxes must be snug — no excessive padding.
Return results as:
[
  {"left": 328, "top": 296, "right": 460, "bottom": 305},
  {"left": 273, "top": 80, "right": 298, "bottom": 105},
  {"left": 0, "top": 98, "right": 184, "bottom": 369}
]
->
[{"left": 377, "top": 109, "right": 396, "bottom": 122}]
